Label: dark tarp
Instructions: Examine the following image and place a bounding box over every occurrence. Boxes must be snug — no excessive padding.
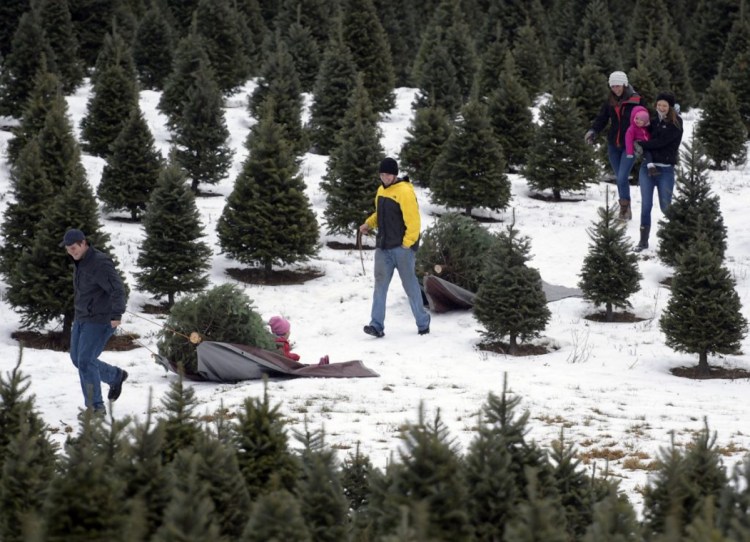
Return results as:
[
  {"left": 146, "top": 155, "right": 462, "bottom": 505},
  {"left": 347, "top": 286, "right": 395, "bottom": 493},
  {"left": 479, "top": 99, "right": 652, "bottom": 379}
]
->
[
  {"left": 423, "top": 274, "right": 583, "bottom": 313},
  {"left": 155, "top": 341, "right": 379, "bottom": 382}
]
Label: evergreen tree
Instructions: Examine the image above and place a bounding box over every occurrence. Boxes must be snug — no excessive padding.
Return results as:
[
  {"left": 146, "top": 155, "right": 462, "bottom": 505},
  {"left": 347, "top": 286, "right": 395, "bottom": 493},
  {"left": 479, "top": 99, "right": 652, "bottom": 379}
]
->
[
  {"left": 0, "top": 0, "right": 28, "bottom": 60},
  {"left": 582, "top": 486, "right": 642, "bottom": 542},
  {"left": 37, "top": 0, "right": 84, "bottom": 93},
  {"left": 414, "top": 212, "right": 495, "bottom": 293},
  {"left": 341, "top": 443, "right": 374, "bottom": 513},
  {"left": 642, "top": 425, "right": 729, "bottom": 539},
  {"left": 240, "top": 489, "right": 311, "bottom": 542},
  {"left": 719, "top": 5, "right": 750, "bottom": 78},
  {"left": 320, "top": 75, "right": 383, "bottom": 237},
  {"left": 79, "top": 63, "right": 139, "bottom": 158},
  {"left": 430, "top": 99, "right": 510, "bottom": 216},
  {"left": 68, "top": 0, "right": 120, "bottom": 67},
  {"left": 725, "top": 43, "right": 750, "bottom": 130},
  {"left": 295, "top": 425, "right": 350, "bottom": 542},
  {"left": 487, "top": 52, "right": 534, "bottom": 172},
  {"left": 173, "top": 57, "right": 234, "bottom": 193},
  {"left": 476, "top": 28, "right": 508, "bottom": 99},
  {"left": 0, "top": 140, "right": 55, "bottom": 279},
  {"left": 35, "top": 93, "right": 86, "bottom": 192},
  {"left": 133, "top": 4, "right": 174, "bottom": 90},
  {"left": 152, "top": 451, "right": 225, "bottom": 542},
  {"left": 657, "top": 142, "right": 727, "bottom": 268},
  {"left": 273, "top": 0, "right": 338, "bottom": 54},
  {"left": 524, "top": 89, "right": 598, "bottom": 200},
  {"left": 695, "top": 78, "right": 748, "bottom": 169},
  {"left": 578, "top": 194, "right": 642, "bottom": 322},
  {"left": 569, "top": 0, "right": 622, "bottom": 77},
  {"left": 248, "top": 32, "right": 306, "bottom": 154},
  {"left": 164, "top": 0, "right": 199, "bottom": 36},
  {"left": 308, "top": 30, "right": 359, "bottom": 154},
  {"left": 191, "top": 433, "right": 252, "bottom": 540},
  {"left": 234, "top": 0, "right": 268, "bottom": 74},
  {"left": 5, "top": 60, "right": 62, "bottom": 166},
  {"left": 717, "top": 457, "right": 750, "bottom": 540},
  {"left": 373, "top": 0, "right": 420, "bottom": 87},
  {"left": 687, "top": 0, "right": 739, "bottom": 97},
  {"left": 6, "top": 173, "right": 112, "bottom": 340},
  {"left": 383, "top": 406, "right": 473, "bottom": 541},
  {"left": 91, "top": 28, "right": 137, "bottom": 88},
  {"left": 43, "top": 417, "right": 128, "bottom": 542},
  {"left": 232, "top": 383, "right": 300, "bottom": 500},
  {"left": 116, "top": 408, "right": 171, "bottom": 540},
  {"left": 285, "top": 16, "right": 320, "bottom": 93},
  {"left": 194, "top": 0, "right": 250, "bottom": 93},
  {"left": 412, "top": 0, "right": 477, "bottom": 116},
  {"left": 341, "top": 0, "right": 395, "bottom": 113},
  {"left": 98, "top": 105, "right": 164, "bottom": 220},
  {"left": 159, "top": 30, "right": 212, "bottom": 129},
  {"left": 568, "top": 59, "right": 609, "bottom": 126},
  {"left": 474, "top": 220, "right": 551, "bottom": 354},
  {"left": 156, "top": 284, "right": 276, "bottom": 374},
  {"left": 660, "top": 233, "right": 747, "bottom": 375},
  {"left": 503, "top": 471, "right": 569, "bottom": 542},
  {"left": 218, "top": 100, "right": 318, "bottom": 272},
  {"left": 0, "top": 10, "right": 56, "bottom": 116},
  {"left": 512, "top": 22, "right": 549, "bottom": 98},
  {"left": 661, "top": 28, "right": 697, "bottom": 110},
  {"left": 157, "top": 373, "right": 203, "bottom": 463},
  {"left": 135, "top": 163, "right": 212, "bottom": 308},
  {"left": 399, "top": 105, "right": 452, "bottom": 187}
]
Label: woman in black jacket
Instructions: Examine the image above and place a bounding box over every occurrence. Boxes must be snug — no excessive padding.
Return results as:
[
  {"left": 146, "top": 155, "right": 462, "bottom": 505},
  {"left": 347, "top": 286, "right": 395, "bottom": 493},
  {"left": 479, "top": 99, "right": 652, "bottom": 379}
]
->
[{"left": 634, "top": 91, "right": 683, "bottom": 251}]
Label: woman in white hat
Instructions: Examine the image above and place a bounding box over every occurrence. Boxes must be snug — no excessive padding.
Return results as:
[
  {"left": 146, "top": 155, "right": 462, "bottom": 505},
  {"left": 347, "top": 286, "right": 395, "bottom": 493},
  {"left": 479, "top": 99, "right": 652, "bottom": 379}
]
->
[{"left": 585, "top": 70, "right": 646, "bottom": 220}]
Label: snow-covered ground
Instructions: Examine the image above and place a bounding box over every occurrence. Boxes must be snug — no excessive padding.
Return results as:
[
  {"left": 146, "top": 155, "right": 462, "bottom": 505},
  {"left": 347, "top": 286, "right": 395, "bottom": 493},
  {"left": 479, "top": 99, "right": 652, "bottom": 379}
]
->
[{"left": 1, "top": 82, "right": 749, "bottom": 513}]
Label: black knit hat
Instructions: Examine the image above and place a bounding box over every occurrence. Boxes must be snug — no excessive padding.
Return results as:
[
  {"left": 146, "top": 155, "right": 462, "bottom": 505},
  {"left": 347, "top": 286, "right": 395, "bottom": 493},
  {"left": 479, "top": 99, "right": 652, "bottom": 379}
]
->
[
  {"left": 655, "top": 91, "right": 676, "bottom": 108},
  {"left": 378, "top": 157, "right": 398, "bottom": 175}
]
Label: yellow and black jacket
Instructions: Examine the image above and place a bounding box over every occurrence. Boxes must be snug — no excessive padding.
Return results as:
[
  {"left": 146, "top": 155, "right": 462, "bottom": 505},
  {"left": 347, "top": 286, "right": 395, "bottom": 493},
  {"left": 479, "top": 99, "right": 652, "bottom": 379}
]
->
[{"left": 364, "top": 177, "right": 421, "bottom": 250}]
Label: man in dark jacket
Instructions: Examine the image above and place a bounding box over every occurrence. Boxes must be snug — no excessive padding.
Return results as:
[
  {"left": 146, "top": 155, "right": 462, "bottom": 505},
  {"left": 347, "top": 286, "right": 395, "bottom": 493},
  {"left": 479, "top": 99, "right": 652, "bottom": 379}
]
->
[
  {"left": 359, "top": 157, "right": 431, "bottom": 338},
  {"left": 61, "top": 228, "right": 128, "bottom": 413}
]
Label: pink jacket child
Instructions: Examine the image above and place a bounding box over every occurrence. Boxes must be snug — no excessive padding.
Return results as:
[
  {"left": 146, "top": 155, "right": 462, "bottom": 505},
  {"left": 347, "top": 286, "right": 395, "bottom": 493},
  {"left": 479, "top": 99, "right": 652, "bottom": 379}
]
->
[
  {"left": 625, "top": 106, "right": 651, "bottom": 157},
  {"left": 268, "top": 316, "right": 329, "bottom": 365}
]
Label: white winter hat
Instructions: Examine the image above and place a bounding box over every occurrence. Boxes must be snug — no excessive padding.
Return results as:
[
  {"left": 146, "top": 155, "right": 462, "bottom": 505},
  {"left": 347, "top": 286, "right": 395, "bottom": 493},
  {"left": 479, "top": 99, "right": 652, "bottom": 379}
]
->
[{"left": 609, "top": 71, "right": 628, "bottom": 87}]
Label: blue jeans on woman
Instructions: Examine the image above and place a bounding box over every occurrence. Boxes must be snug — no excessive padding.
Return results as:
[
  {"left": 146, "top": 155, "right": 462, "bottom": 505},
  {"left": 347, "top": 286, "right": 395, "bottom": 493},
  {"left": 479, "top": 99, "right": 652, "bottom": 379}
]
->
[
  {"left": 369, "top": 246, "right": 430, "bottom": 334},
  {"left": 638, "top": 162, "right": 675, "bottom": 227},
  {"left": 70, "top": 321, "right": 118, "bottom": 411},
  {"left": 608, "top": 144, "right": 634, "bottom": 201}
]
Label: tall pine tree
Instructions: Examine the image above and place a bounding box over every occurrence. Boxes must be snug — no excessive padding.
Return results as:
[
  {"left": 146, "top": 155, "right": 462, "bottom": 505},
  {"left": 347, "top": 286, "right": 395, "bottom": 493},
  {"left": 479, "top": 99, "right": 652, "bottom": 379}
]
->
[
  {"left": 695, "top": 78, "right": 748, "bottom": 169},
  {"left": 399, "top": 105, "right": 452, "bottom": 187},
  {"left": 133, "top": 4, "right": 174, "bottom": 91},
  {"left": 37, "top": 0, "right": 84, "bottom": 93}
]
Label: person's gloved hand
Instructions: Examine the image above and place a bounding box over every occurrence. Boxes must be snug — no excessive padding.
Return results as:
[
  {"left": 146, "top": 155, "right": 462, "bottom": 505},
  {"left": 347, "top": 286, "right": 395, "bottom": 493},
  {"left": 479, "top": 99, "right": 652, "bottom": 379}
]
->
[
  {"left": 633, "top": 141, "right": 643, "bottom": 158},
  {"left": 584, "top": 130, "right": 595, "bottom": 145}
]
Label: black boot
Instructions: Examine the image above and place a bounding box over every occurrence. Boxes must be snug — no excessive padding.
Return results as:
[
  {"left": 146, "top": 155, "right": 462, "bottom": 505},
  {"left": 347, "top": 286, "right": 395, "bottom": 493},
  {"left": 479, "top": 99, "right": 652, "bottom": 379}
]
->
[{"left": 635, "top": 225, "right": 650, "bottom": 251}]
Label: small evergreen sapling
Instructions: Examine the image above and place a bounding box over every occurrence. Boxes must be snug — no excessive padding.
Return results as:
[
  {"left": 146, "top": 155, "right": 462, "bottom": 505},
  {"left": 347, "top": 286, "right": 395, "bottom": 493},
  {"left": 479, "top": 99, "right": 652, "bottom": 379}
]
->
[
  {"left": 657, "top": 142, "right": 727, "bottom": 268},
  {"left": 474, "top": 219, "right": 551, "bottom": 354},
  {"left": 240, "top": 490, "right": 311, "bottom": 542},
  {"left": 578, "top": 192, "right": 642, "bottom": 322},
  {"left": 659, "top": 233, "right": 747, "bottom": 376}
]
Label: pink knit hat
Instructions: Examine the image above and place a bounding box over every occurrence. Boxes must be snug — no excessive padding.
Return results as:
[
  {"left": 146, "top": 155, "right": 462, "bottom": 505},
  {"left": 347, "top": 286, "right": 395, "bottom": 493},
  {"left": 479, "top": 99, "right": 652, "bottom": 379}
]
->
[{"left": 268, "top": 316, "right": 290, "bottom": 336}]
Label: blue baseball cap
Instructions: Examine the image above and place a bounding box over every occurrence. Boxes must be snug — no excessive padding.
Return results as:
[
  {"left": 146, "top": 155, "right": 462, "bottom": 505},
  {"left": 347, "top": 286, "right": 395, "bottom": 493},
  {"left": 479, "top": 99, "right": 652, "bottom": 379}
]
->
[{"left": 60, "top": 229, "right": 86, "bottom": 247}]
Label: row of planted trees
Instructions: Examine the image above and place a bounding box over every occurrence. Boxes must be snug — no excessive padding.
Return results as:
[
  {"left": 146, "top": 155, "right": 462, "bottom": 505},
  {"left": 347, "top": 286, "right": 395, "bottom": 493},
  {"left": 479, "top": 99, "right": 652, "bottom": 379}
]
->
[{"left": 2, "top": 359, "right": 749, "bottom": 542}]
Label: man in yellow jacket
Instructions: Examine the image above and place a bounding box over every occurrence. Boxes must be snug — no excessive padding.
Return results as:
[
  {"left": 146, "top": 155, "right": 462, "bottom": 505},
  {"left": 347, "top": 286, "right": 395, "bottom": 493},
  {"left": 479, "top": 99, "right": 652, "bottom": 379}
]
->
[{"left": 359, "top": 157, "right": 431, "bottom": 338}]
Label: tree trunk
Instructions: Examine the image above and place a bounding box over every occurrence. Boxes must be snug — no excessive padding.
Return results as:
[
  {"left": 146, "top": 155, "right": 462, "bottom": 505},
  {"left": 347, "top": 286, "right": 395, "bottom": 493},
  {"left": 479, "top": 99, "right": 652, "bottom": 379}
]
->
[
  {"left": 62, "top": 310, "right": 74, "bottom": 351},
  {"left": 698, "top": 350, "right": 710, "bottom": 376},
  {"left": 168, "top": 292, "right": 175, "bottom": 308},
  {"left": 553, "top": 188, "right": 562, "bottom": 201},
  {"left": 605, "top": 302, "right": 613, "bottom": 322},
  {"left": 191, "top": 178, "right": 199, "bottom": 194},
  {"left": 464, "top": 206, "right": 472, "bottom": 217},
  {"left": 508, "top": 334, "right": 517, "bottom": 355}
]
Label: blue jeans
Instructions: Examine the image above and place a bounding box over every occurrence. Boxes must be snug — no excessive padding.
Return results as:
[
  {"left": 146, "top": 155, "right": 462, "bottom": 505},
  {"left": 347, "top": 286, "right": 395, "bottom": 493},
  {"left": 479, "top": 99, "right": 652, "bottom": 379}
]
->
[
  {"left": 638, "top": 163, "right": 675, "bottom": 227},
  {"left": 608, "top": 144, "right": 634, "bottom": 201},
  {"left": 369, "top": 247, "right": 430, "bottom": 333},
  {"left": 70, "top": 321, "right": 118, "bottom": 410}
]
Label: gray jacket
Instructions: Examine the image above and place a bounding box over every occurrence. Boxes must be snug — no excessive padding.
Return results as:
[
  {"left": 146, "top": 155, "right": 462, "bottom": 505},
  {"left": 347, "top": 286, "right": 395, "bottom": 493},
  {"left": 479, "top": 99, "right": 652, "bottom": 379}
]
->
[{"left": 73, "top": 246, "right": 127, "bottom": 323}]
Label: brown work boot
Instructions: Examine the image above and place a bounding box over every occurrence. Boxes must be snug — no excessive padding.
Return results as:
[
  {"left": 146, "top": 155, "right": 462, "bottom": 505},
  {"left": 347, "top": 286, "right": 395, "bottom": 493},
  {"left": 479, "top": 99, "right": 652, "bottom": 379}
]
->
[{"left": 618, "top": 199, "right": 632, "bottom": 221}]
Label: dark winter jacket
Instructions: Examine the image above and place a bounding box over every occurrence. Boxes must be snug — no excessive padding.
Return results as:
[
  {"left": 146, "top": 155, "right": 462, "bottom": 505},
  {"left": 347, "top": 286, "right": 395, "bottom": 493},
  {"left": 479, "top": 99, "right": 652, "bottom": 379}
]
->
[
  {"left": 73, "top": 245, "right": 127, "bottom": 324},
  {"left": 639, "top": 112, "right": 683, "bottom": 166},
  {"left": 590, "top": 86, "right": 645, "bottom": 148},
  {"left": 364, "top": 177, "right": 421, "bottom": 251}
]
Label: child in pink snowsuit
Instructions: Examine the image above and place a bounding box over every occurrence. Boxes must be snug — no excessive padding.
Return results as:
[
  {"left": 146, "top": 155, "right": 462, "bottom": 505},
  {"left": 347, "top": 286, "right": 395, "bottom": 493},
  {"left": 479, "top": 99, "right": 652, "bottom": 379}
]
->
[
  {"left": 625, "top": 106, "right": 651, "bottom": 157},
  {"left": 268, "top": 316, "right": 329, "bottom": 365}
]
